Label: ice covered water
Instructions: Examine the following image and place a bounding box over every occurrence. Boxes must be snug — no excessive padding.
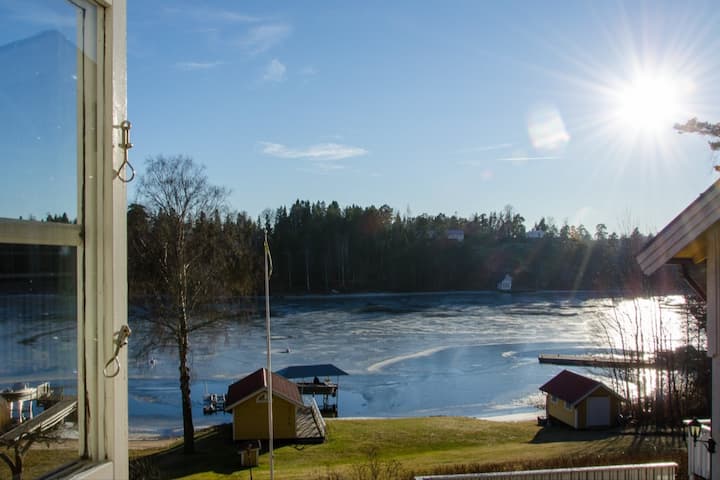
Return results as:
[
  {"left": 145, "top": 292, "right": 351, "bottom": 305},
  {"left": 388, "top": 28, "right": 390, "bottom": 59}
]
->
[
  {"left": 123, "top": 291, "right": 690, "bottom": 437},
  {"left": 0, "top": 291, "right": 688, "bottom": 438}
]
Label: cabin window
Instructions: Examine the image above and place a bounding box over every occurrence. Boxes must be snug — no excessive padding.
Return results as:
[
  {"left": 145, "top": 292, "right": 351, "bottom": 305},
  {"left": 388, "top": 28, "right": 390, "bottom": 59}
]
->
[
  {"left": 0, "top": 0, "right": 127, "bottom": 478},
  {"left": 565, "top": 401, "right": 573, "bottom": 410},
  {"left": 550, "top": 395, "right": 558, "bottom": 403}
]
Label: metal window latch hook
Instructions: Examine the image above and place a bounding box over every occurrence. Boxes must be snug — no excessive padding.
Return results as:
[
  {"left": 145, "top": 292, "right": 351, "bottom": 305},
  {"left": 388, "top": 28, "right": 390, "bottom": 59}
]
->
[
  {"left": 114, "top": 120, "right": 135, "bottom": 183},
  {"left": 103, "top": 325, "right": 132, "bottom": 378}
]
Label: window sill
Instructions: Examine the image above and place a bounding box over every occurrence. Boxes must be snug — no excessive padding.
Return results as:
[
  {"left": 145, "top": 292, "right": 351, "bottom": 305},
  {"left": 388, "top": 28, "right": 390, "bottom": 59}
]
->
[{"left": 40, "top": 460, "right": 113, "bottom": 480}]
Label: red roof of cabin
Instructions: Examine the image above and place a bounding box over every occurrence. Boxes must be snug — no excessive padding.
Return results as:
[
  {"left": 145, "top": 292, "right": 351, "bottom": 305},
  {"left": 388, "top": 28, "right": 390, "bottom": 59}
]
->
[
  {"left": 539, "top": 369, "right": 607, "bottom": 405},
  {"left": 225, "top": 368, "right": 303, "bottom": 411}
]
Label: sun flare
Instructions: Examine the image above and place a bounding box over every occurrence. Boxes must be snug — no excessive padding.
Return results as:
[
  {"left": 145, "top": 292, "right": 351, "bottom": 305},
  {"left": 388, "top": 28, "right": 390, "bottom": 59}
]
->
[{"left": 611, "top": 72, "right": 693, "bottom": 135}]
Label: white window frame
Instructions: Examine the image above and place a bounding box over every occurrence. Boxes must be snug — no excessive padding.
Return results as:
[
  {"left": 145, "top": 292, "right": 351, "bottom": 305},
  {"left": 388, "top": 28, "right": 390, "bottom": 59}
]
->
[{"left": 0, "top": 0, "right": 127, "bottom": 477}]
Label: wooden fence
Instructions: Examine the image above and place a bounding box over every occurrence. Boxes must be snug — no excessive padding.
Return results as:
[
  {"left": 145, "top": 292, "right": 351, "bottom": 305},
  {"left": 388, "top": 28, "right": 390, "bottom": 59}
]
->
[{"left": 414, "top": 462, "right": 678, "bottom": 480}]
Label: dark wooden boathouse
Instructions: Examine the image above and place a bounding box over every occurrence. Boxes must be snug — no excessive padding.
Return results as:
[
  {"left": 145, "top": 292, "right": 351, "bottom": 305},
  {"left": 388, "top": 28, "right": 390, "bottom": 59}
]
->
[{"left": 275, "top": 364, "right": 348, "bottom": 416}]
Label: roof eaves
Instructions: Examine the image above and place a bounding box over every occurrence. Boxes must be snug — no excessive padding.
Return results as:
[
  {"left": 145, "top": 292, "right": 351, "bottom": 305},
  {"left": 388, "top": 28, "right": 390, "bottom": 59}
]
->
[
  {"left": 541, "top": 384, "right": 595, "bottom": 404},
  {"left": 637, "top": 180, "right": 720, "bottom": 275},
  {"left": 224, "top": 387, "right": 304, "bottom": 412},
  {"left": 571, "top": 383, "right": 624, "bottom": 407}
]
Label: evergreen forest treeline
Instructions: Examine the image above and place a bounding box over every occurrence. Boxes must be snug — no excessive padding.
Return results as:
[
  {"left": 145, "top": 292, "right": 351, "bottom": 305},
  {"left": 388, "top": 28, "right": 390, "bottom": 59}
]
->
[
  {"left": 0, "top": 202, "right": 680, "bottom": 296},
  {"left": 128, "top": 200, "right": 679, "bottom": 297}
]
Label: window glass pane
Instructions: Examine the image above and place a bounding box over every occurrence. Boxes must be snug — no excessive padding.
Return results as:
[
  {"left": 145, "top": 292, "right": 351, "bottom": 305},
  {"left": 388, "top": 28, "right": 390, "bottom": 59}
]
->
[
  {"left": 0, "top": 1, "right": 82, "bottom": 223},
  {"left": 0, "top": 0, "right": 92, "bottom": 477},
  {"left": 0, "top": 244, "right": 78, "bottom": 478}
]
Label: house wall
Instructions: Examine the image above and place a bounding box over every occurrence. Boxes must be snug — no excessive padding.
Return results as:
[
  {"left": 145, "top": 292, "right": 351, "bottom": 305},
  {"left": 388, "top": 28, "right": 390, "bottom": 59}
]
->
[
  {"left": 0, "top": 397, "right": 9, "bottom": 433},
  {"left": 232, "top": 393, "right": 297, "bottom": 441},
  {"left": 546, "top": 395, "right": 576, "bottom": 428},
  {"left": 708, "top": 225, "right": 720, "bottom": 478},
  {"left": 546, "top": 388, "right": 619, "bottom": 430},
  {"left": 575, "top": 388, "right": 619, "bottom": 429}
]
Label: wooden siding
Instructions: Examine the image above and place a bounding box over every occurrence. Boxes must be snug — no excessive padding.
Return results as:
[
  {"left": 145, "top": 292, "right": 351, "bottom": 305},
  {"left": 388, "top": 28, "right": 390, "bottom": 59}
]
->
[
  {"left": 708, "top": 225, "right": 720, "bottom": 356},
  {"left": 546, "top": 387, "right": 620, "bottom": 429},
  {"left": 546, "top": 396, "right": 575, "bottom": 428},
  {"left": 0, "top": 397, "right": 9, "bottom": 433},
  {"left": 231, "top": 393, "right": 297, "bottom": 441},
  {"left": 575, "top": 388, "right": 620, "bottom": 429}
]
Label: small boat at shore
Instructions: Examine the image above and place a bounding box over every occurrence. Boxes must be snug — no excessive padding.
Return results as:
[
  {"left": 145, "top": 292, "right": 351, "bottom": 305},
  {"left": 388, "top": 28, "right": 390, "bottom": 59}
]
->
[{"left": 202, "top": 392, "right": 227, "bottom": 415}]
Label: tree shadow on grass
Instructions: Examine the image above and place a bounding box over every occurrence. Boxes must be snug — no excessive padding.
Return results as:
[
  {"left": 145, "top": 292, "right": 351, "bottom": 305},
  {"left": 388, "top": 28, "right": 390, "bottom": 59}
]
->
[
  {"left": 528, "top": 424, "right": 686, "bottom": 471},
  {"left": 624, "top": 425, "right": 686, "bottom": 450},
  {"left": 130, "top": 423, "right": 316, "bottom": 479},
  {"left": 530, "top": 424, "right": 620, "bottom": 444},
  {"left": 131, "top": 423, "right": 248, "bottom": 479}
]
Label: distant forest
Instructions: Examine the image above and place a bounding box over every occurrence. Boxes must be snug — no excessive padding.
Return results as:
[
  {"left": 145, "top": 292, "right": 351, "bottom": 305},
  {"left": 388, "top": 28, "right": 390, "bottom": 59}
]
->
[
  {"left": 126, "top": 200, "right": 680, "bottom": 297},
  {"left": 0, "top": 203, "right": 683, "bottom": 296}
]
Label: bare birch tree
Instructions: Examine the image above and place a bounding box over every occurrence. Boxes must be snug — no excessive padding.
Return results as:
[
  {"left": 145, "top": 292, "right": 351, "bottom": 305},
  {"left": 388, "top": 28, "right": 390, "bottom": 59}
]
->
[{"left": 133, "top": 155, "right": 229, "bottom": 454}]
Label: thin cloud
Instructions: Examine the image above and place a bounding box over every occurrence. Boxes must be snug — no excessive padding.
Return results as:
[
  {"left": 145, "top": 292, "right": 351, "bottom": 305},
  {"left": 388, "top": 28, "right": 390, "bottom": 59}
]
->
[
  {"left": 263, "top": 59, "right": 287, "bottom": 82},
  {"left": 496, "top": 156, "right": 560, "bottom": 162},
  {"left": 238, "top": 24, "right": 292, "bottom": 55},
  {"left": 459, "top": 155, "right": 559, "bottom": 165},
  {"left": 175, "top": 61, "right": 224, "bottom": 71},
  {"left": 457, "top": 143, "right": 513, "bottom": 154},
  {"left": 261, "top": 142, "right": 368, "bottom": 160},
  {"left": 300, "top": 66, "right": 318, "bottom": 76},
  {"left": 164, "top": 6, "right": 261, "bottom": 24}
]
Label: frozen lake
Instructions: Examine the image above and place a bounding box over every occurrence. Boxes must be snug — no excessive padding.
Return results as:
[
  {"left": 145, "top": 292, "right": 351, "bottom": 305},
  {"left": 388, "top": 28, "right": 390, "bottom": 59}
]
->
[
  {"left": 125, "top": 291, "right": 688, "bottom": 438},
  {"left": 0, "top": 291, "right": 689, "bottom": 439}
]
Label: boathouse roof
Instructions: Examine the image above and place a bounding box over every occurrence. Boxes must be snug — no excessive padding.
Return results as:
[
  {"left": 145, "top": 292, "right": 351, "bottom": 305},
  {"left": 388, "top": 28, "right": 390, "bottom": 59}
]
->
[
  {"left": 539, "top": 370, "right": 619, "bottom": 406},
  {"left": 637, "top": 178, "right": 720, "bottom": 275},
  {"left": 225, "top": 368, "right": 303, "bottom": 412},
  {"left": 276, "top": 364, "right": 348, "bottom": 379}
]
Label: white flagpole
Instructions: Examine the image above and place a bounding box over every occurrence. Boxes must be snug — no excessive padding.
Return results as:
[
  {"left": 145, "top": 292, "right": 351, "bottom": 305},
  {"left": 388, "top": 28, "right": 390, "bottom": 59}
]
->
[{"left": 264, "top": 231, "right": 274, "bottom": 479}]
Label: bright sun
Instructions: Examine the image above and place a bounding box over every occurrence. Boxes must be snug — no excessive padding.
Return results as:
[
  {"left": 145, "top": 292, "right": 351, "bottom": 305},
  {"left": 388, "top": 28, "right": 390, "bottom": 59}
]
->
[{"left": 612, "top": 72, "right": 693, "bottom": 135}]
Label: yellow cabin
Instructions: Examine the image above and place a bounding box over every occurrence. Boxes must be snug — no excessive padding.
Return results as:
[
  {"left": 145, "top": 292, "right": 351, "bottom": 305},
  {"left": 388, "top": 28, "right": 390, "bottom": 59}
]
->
[
  {"left": 540, "top": 369, "right": 622, "bottom": 429},
  {"left": 225, "top": 368, "right": 305, "bottom": 441}
]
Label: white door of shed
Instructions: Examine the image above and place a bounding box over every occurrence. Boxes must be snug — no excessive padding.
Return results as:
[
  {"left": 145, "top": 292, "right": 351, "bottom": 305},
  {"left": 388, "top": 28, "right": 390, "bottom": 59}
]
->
[{"left": 586, "top": 397, "right": 610, "bottom": 426}]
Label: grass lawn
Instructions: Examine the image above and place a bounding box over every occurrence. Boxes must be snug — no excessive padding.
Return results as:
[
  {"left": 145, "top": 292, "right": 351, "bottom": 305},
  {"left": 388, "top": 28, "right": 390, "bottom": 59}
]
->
[
  {"left": 1, "top": 443, "right": 79, "bottom": 480},
  {"left": 129, "top": 418, "right": 687, "bottom": 480}
]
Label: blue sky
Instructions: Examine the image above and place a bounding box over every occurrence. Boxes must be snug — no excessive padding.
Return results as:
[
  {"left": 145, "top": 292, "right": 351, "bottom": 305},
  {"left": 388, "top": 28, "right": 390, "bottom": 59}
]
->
[{"left": 4, "top": 1, "right": 720, "bottom": 234}]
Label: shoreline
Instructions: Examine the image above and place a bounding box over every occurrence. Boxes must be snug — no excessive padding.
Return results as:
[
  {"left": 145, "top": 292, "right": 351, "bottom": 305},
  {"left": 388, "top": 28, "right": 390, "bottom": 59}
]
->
[{"left": 127, "top": 410, "right": 543, "bottom": 448}]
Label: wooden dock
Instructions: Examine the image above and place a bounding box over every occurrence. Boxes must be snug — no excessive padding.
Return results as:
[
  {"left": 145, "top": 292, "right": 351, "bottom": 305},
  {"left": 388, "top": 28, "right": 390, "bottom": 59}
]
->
[
  {"left": 538, "top": 353, "right": 656, "bottom": 369},
  {"left": 294, "top": 405, "right": 325, "bottom": 443},
  {"left": 295, "top": 381, "right": 340, "bottom": 416},
  {"left": 275, "top": 364, "right": 348, "bottom": 417},
  {"left": 296, "top": 382, "right": 338, "bottom": 396},
  {"left": 0, "top": 398, "right": 77, "bottom": 446},
  {"left": 0, "top": 382, "right": 54, "bottom": 422}
]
